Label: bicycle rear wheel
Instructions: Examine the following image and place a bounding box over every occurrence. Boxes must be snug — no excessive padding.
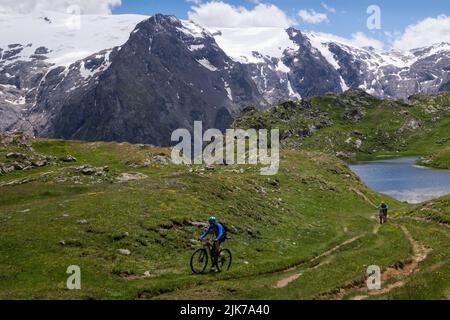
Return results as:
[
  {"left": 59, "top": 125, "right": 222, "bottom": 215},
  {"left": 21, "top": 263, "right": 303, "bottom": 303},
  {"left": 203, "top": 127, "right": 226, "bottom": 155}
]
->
[
  {"left": 216, "top": 249, "right": 232, "bottom": 272},
  {"left": 191, "top": 248, "right": 208, "bottom": 274}
]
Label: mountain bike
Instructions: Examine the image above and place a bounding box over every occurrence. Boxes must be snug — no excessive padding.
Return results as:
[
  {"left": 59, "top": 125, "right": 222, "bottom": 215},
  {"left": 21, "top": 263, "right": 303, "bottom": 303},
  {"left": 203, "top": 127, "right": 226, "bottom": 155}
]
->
[
  {"left": 190, "top": 238, "right": 232, "bottom": 274},
  {"left": 379, "top": 208, "right": 388, "bottom": 224}
]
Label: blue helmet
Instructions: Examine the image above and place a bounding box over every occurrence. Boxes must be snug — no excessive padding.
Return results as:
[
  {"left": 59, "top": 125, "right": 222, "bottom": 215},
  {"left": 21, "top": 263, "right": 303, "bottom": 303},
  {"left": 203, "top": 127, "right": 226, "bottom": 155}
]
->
[{"left": 208, "top": 216, "right": 217, "bottom": 224}]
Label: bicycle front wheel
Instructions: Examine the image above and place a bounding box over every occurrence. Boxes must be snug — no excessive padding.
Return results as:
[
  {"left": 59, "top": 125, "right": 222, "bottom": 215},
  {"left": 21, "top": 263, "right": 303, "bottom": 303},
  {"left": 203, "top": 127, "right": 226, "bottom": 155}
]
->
[
  {"left": 191, "top": 248, "right": 208, "bottom": 274},
  {"left": 216, "top": 249, "right": 232, "bottom": 272}
]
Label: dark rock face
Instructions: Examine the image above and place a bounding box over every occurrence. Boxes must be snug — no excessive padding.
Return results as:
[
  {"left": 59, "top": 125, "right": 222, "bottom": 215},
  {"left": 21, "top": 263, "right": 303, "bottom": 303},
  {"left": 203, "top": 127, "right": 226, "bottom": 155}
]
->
[
  {"left": 284, "top": 29, "right": 342, "bottom": 97},
  {"left": 242, "top": 54, "right": 300, "bottom": 104},
  {"left": 0, "top": 43, "right": 51, "bottom": 133},
  {"left": 27, "top": 15, "right": 266, "bottom": 146},
  {"left": 327, "top": 43, "right": 364, "bottom": 88}
]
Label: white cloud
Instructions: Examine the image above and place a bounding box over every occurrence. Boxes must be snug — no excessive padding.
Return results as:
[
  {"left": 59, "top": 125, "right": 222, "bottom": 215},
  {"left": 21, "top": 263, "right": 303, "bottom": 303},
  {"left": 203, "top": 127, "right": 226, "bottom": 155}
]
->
[
  {"left": 349, "top": 32, "right": 385, "bottom": 50},
  {"left": 0, "top": 0, "right": 122, "bottom": 15},
  {"left": 298, "top": 9, "right": 328, "bottom": 24},
  {"left": 187, "top": 1, "right": 294, "bottom": 28},
  {"left": 321, "top": 2, "right": 336, "bottom": 14},
  {"left": 186, "top": 0, "right": 203, "bottom": 5},
  {"left": 393, "top": 15, "right": 450, "bottom": 51}
]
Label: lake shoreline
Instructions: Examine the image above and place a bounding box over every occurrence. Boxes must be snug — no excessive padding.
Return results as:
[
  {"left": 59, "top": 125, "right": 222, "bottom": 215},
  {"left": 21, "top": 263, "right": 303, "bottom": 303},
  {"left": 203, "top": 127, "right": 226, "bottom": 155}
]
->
[{"left": 349, "top": 156, "right": 450, "bottom": 204}]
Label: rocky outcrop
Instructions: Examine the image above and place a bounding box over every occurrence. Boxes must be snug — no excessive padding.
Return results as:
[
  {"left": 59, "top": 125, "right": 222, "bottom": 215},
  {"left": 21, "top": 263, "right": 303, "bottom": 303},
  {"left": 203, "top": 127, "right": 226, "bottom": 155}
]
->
[
  {"left": 116, "top": 172, "right": 148, "bottom": 183},
  {"left": 71, "top": 165, "right": 109, "bottom": 177},
  {"left": 0, "top": 132, "right": 52, "bottom": 175}
]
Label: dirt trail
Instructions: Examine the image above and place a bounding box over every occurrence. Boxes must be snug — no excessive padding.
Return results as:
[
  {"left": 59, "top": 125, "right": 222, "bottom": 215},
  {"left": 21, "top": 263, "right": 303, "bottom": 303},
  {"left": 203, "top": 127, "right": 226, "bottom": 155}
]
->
[
  {"left": 274, "top": 273, "right": 303, "bottom": 289},
  {"left": 311, "top": 236, "right": 362, "bottom": 263},
  {"left": 314, "top": 225, "right": 431, "bottom": 300},
  {"left": 407, "top": 217, "right": 450, "bottom": 229},
  {"left": 273, "top": 235, "right": 362, "bottom": 289},
  {"left": 350, "top": 188, "right": 377, "bottom": 207},
  {"left": 348, "top": 226, "right": 431, "bottom": 300},
  {"left": 373, "top": 224, "right": 381, "bottom": 234}
]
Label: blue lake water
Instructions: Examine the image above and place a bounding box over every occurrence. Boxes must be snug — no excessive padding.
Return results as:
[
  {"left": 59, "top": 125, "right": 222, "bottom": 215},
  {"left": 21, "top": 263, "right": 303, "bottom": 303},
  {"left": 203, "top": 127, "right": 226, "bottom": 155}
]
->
[{"left": 349, "top": 157, "right": 450, "bottom": 204}]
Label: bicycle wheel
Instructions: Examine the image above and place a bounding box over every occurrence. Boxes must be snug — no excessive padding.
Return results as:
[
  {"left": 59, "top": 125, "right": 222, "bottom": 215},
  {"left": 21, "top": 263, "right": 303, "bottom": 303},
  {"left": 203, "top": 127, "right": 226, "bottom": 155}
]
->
[
  {"left": 190, "top": 249, "right": 208, "bottom": 274},
  {"left": 216, "top": 249, "right": 232, "bottom": 272}
]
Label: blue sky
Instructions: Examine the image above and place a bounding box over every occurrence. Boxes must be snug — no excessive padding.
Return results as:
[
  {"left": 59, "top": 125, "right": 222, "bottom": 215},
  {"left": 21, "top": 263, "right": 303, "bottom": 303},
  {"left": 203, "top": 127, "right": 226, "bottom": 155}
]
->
[
  {"left": 0, "top": 0, "right": 446, "bottom": 51},
  {"left": 110, "top": 1, "right": 450, "bottom": 50},
  {"left": 113, "top": 1, "right": 447, "bottom": 35}
]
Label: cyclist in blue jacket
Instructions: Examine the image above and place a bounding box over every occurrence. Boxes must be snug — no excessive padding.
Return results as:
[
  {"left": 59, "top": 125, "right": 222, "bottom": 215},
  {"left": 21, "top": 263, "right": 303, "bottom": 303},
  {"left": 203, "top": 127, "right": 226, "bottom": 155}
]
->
[{"left": 198, "top": 216, "right": 226, "bottom": 257}]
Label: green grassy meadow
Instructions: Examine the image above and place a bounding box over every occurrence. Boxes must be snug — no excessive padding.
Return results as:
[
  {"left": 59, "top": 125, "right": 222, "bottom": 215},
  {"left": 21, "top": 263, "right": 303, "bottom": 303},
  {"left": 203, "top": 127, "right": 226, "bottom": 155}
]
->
[{"left": 0, "top": 136, "right": 448, "bottom": 300}]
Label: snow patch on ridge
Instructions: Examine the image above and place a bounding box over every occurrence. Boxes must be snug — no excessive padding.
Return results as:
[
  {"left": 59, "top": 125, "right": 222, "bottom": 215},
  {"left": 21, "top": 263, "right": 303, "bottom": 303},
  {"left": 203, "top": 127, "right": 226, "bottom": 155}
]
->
[
  {"left": 306, "top": 31, "right": 417, "bottom": 69},
  {"left": 179, "top": 20, "right": 209, "bottom": 39},
  {"left": 223, "top": 79, "right": 233, "bottom": 101},
  {"left": 189, "top": 44, "right": 205, "bottom": 51},
  {"left": 197, "top": 58, "right": 218, "bottom": 71},
  {"left": 307, "top": 34, "right": 340, "bottom": 70},
  {"left": 209, "top": 27, "right": 299, "bottom": 64},
  {"left": 340, "top": 77, "right": 349, "bottom": 91},
  {"left": 287, "top": 79, "right": 301, "bottom": 99},
  {"left": 276, "top": 60, "right": 291, "bottom": 73},
  {"left": 79, "top": 50, "right": 113, "bottom": 80}
]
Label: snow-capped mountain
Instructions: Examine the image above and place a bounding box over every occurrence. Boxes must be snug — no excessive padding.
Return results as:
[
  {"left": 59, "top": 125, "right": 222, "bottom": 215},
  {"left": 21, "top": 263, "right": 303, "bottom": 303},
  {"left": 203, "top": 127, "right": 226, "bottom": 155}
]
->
[
  {"left": 0, "top": 12, "right": 148, "bottom": 133},
  {"left": 210, "top": 25, "right": 450, "bottom": 101},
  {"left": 11, "top": 14, "right": 265, "bottom": 145},
  {"left": 304, "top": 34, "right": 450, "bottom": 100},
  {"left": 1, "top": 12, "right": 450, "bottom": 145}
]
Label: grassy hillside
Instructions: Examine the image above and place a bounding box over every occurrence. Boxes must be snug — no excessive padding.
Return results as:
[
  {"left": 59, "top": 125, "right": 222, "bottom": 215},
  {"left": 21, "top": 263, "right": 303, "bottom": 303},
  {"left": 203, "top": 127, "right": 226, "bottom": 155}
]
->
[
  {"left": 234, "top": 89, "right": 450, "bottom": 167},
  {"left": 0, "top": 135, "right": 448, "bottom": 299},
  {"left": 406, "top": 195, "right": 450, "bottom": 225}
]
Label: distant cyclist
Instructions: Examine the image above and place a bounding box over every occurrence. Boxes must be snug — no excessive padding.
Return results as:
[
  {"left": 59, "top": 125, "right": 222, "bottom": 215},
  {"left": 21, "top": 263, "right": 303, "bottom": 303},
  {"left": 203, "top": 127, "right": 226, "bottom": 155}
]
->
[
  {"left": 377, "top": 201, "right": 389, "bottom": 224},
  {"left": 198, "top": 216, "right": 227, "bottom": 257}
]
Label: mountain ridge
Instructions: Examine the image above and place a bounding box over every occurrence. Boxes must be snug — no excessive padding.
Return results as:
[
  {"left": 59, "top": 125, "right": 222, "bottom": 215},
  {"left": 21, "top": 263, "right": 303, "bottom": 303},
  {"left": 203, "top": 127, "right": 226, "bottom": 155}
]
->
[{"left": 1, "top": 13, "right": 450, "bottom": 145}]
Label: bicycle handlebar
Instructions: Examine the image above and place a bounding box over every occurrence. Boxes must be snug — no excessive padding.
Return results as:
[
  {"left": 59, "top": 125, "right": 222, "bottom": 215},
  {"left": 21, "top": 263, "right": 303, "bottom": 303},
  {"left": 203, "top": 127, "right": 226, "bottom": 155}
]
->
[{"left": 199, "top": 238, "right": 219, "bottom": 249}]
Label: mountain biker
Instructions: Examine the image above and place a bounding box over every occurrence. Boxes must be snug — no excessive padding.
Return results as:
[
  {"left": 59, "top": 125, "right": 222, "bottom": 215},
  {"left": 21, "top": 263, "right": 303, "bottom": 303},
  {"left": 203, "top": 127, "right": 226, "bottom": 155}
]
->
[
  {"left": 377, "top": 201, "right": 389, "bottom": 224},
  {"left": 198, "top": 216, "right": 226, "bottom": 258}
]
